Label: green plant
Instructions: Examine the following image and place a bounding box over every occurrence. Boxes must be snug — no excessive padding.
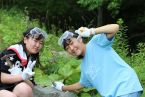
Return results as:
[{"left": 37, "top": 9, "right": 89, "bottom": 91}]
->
[{"left": 1, "top": 8, "right": 145, "bottom": 97}]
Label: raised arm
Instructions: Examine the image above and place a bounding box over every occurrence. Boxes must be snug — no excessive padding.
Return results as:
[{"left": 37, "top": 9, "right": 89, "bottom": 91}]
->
[
  {"left": 92, "top": 24, "right": 119, "bottom": 39},
  {"left": 75, "top": 24, "right": 119, "bottom": 39}
]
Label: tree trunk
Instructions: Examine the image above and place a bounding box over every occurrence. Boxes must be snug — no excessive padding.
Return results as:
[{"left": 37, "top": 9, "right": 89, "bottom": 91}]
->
[{"left": 97, "top": 6, "right": 103, "bottom": 26}]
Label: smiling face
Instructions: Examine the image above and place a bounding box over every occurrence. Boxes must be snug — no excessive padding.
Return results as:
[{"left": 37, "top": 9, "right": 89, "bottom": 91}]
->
[
  {"left": 24, "top": 37, "right": 44, "bottom": 55},
  {"left": 65, "top": 37, "right": 86, "bottom": 57}
]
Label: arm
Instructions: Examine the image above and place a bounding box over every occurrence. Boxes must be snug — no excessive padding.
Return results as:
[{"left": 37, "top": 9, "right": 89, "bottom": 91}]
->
[
  {"left": 52, "top": 81, "right": 83, "bottom": 91},
  {"left": 92, "top": 24, "right": 119, "bottom": 39},
  {"left": 75, "top": 24, "right": 119, "bottom": 39},
  {"left": 1, "top": 72, "right": 23, "bottom": 84},
  {"left": 1, "top": 72, "right": 34, "bottom": 88},
  {"left": 62, "top": 82, "right": 83, "bottom": 91}
]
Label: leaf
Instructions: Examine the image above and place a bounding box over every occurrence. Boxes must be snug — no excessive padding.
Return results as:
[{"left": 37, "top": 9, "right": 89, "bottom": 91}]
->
[
  {"left": 80, "top": 93, "right": 91, "bottom": 97},
  {"left": 58, "top": 65, "right": 73, "bottom": 77}
]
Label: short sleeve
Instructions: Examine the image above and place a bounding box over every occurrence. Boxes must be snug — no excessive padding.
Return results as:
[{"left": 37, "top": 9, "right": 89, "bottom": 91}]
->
[{"left": 91, "top": 33, "right": 114, "bottom": 47}]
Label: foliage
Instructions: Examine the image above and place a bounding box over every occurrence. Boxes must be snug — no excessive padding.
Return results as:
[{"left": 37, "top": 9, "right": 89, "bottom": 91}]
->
[
  {"left": 77, "top": 0, "right": 103, "bottom": 10},
  {"left": 77, "top": 0, "right": 122, "bottom": 17},
  {"left": 0, "top": 0, "right": 99, "bottom": 32},
  {"left": 0, "top": 8, "right": 38, "bottom": 50},
  {"left": 107, "top": 0, "right": 122, "bottom": 18},
  {"left": 130, "top": 43, "right": 145, "bottom": 81},
  {"left": 0, "top": 8, "right": 23, "bottom": 48},
  {"left": 1, "top": 8, "right": 145, "bottom": 97},
  {"left": 137, "top": 12, "right": 145, "bottom": 26},
  {"left": 1, "top": 0, "right": 145, "bottom": 48},
  {"left": 113, "top": 18, "right": 130, "bottom": 62}
]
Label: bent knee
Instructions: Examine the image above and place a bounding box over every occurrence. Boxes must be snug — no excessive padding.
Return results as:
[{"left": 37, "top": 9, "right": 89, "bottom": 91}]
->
[
  {"left": 0, "top": 90, "right": 17, "bottom": 97},
  {"left": 13, "top": 82, "right": 33, "bottom": 96}
]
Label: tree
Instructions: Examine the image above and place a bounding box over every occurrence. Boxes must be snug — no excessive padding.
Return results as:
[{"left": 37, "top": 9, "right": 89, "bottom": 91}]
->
[{"left": 77, "top": 0, "right": 122, "bottom": 26}]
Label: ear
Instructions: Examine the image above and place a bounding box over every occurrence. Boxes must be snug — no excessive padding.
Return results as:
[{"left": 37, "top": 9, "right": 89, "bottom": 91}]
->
[{"left": 24, "top": 37, "right": 28, "bottom": 44}]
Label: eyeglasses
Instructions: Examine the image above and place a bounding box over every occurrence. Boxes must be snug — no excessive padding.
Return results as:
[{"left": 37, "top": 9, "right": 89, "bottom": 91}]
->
[{"left": 26, "top": 27, "right": 48, "bottom": 39}]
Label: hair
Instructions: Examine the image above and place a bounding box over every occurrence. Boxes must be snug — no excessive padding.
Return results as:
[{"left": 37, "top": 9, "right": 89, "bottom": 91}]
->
[{"left": 62, "top": 33, "right": 84, "bottom": 59}]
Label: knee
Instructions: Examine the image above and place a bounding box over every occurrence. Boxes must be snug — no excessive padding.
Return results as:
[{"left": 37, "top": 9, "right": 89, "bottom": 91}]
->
[
  {"left": 8, "top": 93, "right": 17, "bottom": 97},
  {"left": 13, "top": 82, "right": 33, "bottom": 96},
  {"left": 0, "top": 90, "right": 17, "bottom": 97},
  {"left": 20, "top": 83, "right": 33, "bottom": 95}
]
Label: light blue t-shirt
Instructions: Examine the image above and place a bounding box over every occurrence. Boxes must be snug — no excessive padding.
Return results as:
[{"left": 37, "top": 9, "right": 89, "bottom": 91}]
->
[{"left": 79, "top": 33, "right": 143, "bottom": 97}]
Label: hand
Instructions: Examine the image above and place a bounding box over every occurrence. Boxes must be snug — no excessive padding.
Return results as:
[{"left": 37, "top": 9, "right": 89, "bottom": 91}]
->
[
  {"left": 27, "top": 60, "right": 36, "bottom": 70},
  {"left": 21, "top": 61, "right": 36, "bottom": 80},
  {"left": 75, "top": 27, "right": 95, "bottom": 37},
  {"left": 8, "top": 64, "right": 22, "bottom": 75},
  {"left": 21, "top": 67, "right": 35, "bottom": 80},
  {"left": 52, "top": 81, "right": 64, "bottom": 91}
]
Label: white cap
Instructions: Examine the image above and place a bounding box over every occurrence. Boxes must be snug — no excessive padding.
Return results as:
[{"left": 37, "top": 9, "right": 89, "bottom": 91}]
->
[{"left": 58, "top": 31, "right": 74, "bottom": 46}]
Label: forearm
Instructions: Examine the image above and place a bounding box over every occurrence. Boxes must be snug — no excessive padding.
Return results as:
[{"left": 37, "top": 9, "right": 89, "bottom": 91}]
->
[
  {"left": 1, "top": 72, "right": 23, "bottom": 84},
  {"left": 93, "top": 24, "right": 119, "bottom": 34},
  {"left": 62, "top": 82, "right": 83, "bottom": 91}
]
